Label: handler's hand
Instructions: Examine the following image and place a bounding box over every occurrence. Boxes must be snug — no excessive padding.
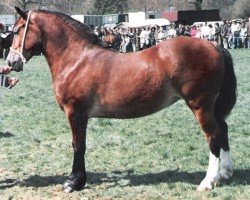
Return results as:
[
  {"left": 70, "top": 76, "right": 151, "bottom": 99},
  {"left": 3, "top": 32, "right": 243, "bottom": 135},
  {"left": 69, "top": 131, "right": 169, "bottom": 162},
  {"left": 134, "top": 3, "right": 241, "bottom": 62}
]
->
[
  {"left": 8, "top": 77, "right": 19, "bottom": 88},
  {"left": 0, "top": 66, "right": 12, "bottom": 74}
]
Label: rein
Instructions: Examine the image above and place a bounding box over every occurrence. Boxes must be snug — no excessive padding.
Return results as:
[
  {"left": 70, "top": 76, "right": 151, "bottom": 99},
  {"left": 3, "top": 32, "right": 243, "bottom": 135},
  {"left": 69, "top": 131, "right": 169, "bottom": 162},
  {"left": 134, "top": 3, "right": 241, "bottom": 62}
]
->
[{"left": 9, "top": 11, "right": 33, "bottom": 64}]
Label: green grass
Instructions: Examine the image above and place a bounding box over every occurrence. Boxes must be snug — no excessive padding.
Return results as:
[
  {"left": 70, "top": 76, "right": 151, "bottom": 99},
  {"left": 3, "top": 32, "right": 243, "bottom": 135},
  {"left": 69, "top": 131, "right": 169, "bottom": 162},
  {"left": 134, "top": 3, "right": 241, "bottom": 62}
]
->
[{"left": 0, "top": 50, "right": 249, "bottom": 199}]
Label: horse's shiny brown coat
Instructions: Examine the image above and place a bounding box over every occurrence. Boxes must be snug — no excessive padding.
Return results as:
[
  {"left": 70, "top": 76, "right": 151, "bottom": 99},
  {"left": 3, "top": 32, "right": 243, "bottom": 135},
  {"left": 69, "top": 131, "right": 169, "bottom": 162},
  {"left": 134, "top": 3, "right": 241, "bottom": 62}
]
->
[{"left": 7, "top": 9, "right": 236, "bottom": 192}]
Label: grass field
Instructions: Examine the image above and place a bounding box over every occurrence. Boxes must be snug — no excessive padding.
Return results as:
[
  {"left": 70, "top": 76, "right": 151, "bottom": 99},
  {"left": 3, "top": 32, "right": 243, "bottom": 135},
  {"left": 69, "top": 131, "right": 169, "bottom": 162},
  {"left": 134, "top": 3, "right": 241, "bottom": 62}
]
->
[{"left": 0, "top": 49, "right": 249, "bottom": 199}]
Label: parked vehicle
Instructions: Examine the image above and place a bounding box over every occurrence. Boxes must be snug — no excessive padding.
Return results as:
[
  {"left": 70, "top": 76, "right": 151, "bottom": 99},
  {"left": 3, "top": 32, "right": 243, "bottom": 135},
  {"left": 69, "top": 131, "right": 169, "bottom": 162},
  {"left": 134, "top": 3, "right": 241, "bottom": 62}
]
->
[{"left": 0, "top": 15, "right": 15, "bottom": 33}]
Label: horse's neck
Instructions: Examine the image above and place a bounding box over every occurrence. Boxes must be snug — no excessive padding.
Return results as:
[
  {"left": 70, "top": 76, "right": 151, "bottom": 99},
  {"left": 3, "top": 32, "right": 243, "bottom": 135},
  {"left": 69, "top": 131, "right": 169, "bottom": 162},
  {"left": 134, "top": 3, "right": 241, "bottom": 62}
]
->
[
  {"left": 40, "top": 22, "right": 83, "bottom": 67},
  {"left": 35, "top": 13, "right": 101, "bottom": 78}
]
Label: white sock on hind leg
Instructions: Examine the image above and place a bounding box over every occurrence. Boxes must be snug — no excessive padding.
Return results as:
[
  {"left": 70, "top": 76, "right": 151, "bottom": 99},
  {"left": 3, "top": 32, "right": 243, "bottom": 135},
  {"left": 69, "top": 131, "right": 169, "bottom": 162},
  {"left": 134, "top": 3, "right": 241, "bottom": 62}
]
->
[{"left": 219, "top": 149, "right": 233, "bottom": 179}]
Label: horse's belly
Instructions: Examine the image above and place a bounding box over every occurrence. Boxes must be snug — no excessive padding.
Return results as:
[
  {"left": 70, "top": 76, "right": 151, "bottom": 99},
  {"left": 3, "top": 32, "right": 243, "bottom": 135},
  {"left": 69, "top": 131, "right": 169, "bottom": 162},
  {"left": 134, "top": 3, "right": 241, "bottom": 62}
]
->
[{"left": 88, "top": 87, "right": 180, "bottom": 119}]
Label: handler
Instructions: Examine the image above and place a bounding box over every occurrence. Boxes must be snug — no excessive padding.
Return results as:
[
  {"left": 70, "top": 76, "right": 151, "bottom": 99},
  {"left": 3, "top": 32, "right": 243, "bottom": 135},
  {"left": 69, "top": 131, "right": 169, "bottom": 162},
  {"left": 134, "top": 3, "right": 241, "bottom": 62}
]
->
[{"left": 0, "top": 65, "right": 19, "bottom": 88}]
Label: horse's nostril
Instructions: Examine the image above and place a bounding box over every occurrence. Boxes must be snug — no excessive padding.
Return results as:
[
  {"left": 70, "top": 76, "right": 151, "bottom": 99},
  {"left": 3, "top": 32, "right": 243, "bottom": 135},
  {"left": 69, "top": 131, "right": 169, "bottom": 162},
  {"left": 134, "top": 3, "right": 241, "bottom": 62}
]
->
[
  {"left": 6, "top": 60, "right": 11, "bottom": 67},
  {"left": 12, "top": 61, "right": 23, "bottom": 72},
  {"left": 12, "top": 61, "right": 18, "bottom": 68}
]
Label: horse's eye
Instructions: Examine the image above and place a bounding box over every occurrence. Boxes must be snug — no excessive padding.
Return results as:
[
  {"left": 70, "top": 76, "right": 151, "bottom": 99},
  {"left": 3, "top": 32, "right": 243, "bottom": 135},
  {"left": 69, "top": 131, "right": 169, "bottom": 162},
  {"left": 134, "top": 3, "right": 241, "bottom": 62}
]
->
[
  {"left": 13, "top": 28, "right": 20, "bottom": 35},
  {"left": 13, "top": 30, "right": 19, "bottom": 35}
]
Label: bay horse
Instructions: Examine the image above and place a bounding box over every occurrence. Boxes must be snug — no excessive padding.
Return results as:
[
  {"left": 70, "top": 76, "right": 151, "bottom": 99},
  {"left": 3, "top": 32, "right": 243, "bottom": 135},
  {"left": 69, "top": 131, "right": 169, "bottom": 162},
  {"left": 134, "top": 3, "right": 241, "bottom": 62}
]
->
[{"left": 7, "top": 7, "right": 237, "bottom": 193}]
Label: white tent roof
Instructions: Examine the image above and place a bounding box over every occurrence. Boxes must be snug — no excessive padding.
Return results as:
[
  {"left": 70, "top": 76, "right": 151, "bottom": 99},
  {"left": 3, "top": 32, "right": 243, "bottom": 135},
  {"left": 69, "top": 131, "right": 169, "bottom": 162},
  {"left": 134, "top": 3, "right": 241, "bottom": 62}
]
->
[
  {"left": 116, "top": 18, "right": 170, "bottom": 29},
  {"left": 145, "top": 18, "right": 170, "bottom": 26}
]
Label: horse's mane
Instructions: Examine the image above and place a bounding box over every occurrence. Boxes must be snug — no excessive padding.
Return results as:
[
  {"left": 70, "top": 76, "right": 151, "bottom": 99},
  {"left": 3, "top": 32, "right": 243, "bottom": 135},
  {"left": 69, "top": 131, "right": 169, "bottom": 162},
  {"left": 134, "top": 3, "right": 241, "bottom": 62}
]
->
[{"left": 37, "top": 10, "right": 101, "bottom": 45}]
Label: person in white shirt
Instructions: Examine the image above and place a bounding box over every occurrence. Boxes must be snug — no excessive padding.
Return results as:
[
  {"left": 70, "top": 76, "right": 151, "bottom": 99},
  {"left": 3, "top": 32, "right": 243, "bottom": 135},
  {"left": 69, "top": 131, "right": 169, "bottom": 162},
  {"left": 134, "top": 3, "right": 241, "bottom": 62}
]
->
[
  {"left": 168, "top": 24, "right": 176, "bottom": 38},
  {"left": 201, "top": 22, "right": 212, "bottom": 40},
  {"left": 240, "top": 23, "right": 247, "bottom": 48},
  {"left": 156, "top": 27, "right": 166, "bottom": 44},
  {"left": 195, "top": 25, "right": 202, "bottom": 38},
  {"left": 231, "top": 21, "right": 241, "bottom": 48},
  {"left": 145, "top": 27, "right": 151, "bottom": 48},
  {"left": 139, "top": 27, "right": 148, "bottom": 50}
]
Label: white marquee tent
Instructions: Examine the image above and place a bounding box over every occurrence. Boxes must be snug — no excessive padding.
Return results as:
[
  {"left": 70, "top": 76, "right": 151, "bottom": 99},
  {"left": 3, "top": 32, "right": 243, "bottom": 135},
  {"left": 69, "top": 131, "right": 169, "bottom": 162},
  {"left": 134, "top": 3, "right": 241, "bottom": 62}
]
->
[{"left": 116, "top": 18, "right": 170, "bottom": 29}]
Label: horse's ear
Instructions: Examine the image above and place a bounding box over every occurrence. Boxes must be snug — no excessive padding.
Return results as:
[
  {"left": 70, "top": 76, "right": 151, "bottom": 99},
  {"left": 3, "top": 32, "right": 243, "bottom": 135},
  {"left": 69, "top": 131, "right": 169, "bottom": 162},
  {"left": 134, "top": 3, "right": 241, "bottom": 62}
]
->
[{"left": 15, "top": 7, "right": 27, "bottom": 20}]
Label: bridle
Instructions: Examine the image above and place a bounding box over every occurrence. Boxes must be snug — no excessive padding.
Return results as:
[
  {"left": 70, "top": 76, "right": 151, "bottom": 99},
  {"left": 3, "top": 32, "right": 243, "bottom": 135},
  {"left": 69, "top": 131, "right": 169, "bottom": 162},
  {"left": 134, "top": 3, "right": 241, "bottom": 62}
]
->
[{"left": 9, "top": 11, "right": 33, "bottom": 64}]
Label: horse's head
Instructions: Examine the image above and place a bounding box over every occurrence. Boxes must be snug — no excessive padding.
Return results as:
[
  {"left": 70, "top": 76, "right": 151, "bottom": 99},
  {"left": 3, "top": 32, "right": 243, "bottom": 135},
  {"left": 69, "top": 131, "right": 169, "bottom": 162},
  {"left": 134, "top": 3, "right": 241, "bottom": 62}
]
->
[{"left": 6, "top": 7, "right": 43, "bottom": 72}]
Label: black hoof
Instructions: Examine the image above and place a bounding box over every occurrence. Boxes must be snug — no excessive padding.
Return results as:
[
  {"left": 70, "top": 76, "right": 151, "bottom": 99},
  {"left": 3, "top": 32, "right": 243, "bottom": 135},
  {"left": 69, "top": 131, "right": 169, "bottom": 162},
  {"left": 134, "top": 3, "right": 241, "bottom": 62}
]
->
[{"left": 63, "top": 176, "right": 86, "bottom": 193}]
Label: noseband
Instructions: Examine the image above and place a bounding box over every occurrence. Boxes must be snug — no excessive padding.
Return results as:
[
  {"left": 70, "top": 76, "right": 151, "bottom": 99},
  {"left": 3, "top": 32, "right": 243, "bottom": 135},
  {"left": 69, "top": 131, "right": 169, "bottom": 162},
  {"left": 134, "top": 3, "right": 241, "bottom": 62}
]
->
[{"left": 9, "top": 11, "right": 33, "bottom": 64}]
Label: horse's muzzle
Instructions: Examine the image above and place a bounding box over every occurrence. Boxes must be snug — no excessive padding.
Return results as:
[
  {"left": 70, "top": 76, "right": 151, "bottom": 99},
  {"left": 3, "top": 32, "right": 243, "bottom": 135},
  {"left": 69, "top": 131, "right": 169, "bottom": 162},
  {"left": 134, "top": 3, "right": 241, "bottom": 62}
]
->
[
  {"left": 12, "top": 61, "right": 23, "bottom": 72},
  {"left": 6, "top": 50, "right": 25, "bottom": 72},
  {"left": 7, "top": 60, "right": 24, "bottom": 72}
]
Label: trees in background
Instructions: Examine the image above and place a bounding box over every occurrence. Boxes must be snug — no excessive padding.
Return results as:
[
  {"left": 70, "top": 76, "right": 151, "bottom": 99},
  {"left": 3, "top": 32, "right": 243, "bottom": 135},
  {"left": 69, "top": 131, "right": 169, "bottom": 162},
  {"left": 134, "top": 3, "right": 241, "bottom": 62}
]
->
[
  {"left": 128, "top": 0, "right": 168, "bottom": 12},
  {"left": 0, "top": 0, "right": 44, "bottom": 11},
  {"left": 202, "top": 0, "right": 250, "bottom": 19},
  {"left": 0, "top": 0, "right": 249, "bottom": 20},
  {"left": 186, "top": 0, "right": 203, "bottom": 10},
  {"left": 91, "top": 0, "right": 128, "bottom": 14},
  {"left": 202, "top": 0, "right": 235, "bottom": 19},
  {"left": 0, "top": 0, "right": 15, "bottom": 14},
  {"left": 231, "top": 0, "right": 250, "bottom": 19},
  {"left": 0, "top": 0, "right": 87, "bottom": 14},
  {"left": 107, "top": 0, "right": 249, "bottom": 19}
]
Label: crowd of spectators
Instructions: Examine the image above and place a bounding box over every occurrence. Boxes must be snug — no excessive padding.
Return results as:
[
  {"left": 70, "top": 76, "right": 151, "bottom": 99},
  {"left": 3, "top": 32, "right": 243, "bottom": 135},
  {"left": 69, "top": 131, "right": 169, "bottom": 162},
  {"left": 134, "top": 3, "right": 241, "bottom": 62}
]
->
[{"left": 94, "top": 17, "right": 250, "bottom": 52}]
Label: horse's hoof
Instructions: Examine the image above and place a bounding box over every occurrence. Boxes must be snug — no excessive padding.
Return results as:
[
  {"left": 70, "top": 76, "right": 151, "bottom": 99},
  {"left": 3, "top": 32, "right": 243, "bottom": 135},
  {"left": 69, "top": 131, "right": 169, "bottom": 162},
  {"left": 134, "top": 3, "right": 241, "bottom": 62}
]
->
[
  {"left": 219, "top": 170, "right": 233, "bottom": 181},
  {"left": 63, "top": 180, "right": 70, "bottom": 189},
  {"left": 196, "top": 181, "right": 213, "bottom": 192},
  {"left": 63, "top": 185, "right": 74, "bottom": 193},
  {"left": 63, "top": 180, "right": 73, "bottom": 193},
  {"left": 196, "top": 185, "right": 212, "bottom": 192},
  {"left": 63, "top": 177, "right": 86, "bottom": 192}
]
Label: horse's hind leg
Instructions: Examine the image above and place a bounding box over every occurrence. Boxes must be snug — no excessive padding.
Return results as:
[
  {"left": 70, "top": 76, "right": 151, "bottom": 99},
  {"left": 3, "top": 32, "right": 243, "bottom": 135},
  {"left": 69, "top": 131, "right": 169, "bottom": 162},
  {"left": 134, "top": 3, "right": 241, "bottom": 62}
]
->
[
  {"left": 187, "top": 98, "right": 232, "bottom": 191},
  {"left": 192, "top": 106, "right": 220, "bottom": 191}
]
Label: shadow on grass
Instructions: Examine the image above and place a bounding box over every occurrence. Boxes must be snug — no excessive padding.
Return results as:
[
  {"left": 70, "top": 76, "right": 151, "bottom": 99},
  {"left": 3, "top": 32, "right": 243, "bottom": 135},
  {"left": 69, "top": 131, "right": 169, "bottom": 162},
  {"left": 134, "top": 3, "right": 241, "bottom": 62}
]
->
[
  {"left": 0, "top": 175, "right": 67, "bottom": 190},
  {"left": 0, "top": 169, "right": 249, "bottom": 190},
  {"left": 0, "top": 131, "right": 14, "bottom": 138}
]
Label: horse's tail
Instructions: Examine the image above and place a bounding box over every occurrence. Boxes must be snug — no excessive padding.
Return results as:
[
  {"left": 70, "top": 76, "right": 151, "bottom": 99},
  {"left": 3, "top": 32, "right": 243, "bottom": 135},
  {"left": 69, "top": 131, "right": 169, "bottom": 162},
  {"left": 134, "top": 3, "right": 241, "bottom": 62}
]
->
[{"left": 214, "top": 47, "right": 237, "bottom": 120}]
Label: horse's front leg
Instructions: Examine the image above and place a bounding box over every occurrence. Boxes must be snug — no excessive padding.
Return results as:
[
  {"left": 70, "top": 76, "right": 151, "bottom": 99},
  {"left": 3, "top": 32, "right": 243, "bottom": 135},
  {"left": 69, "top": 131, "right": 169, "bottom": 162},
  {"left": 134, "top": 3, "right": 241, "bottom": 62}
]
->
[{"left": 63, "top": 107, "right": 88, "bottom": 193}]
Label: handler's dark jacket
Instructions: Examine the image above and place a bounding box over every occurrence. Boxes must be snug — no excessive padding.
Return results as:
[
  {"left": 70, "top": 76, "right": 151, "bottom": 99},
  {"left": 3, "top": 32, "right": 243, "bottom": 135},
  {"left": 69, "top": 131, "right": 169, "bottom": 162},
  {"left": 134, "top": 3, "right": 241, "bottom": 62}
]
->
[
  {"left": 0, "top": 67, "right": 11, "bottom": 88},
  {"left": 0, "top": 75, "right": 11, "bottom": 88}
]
